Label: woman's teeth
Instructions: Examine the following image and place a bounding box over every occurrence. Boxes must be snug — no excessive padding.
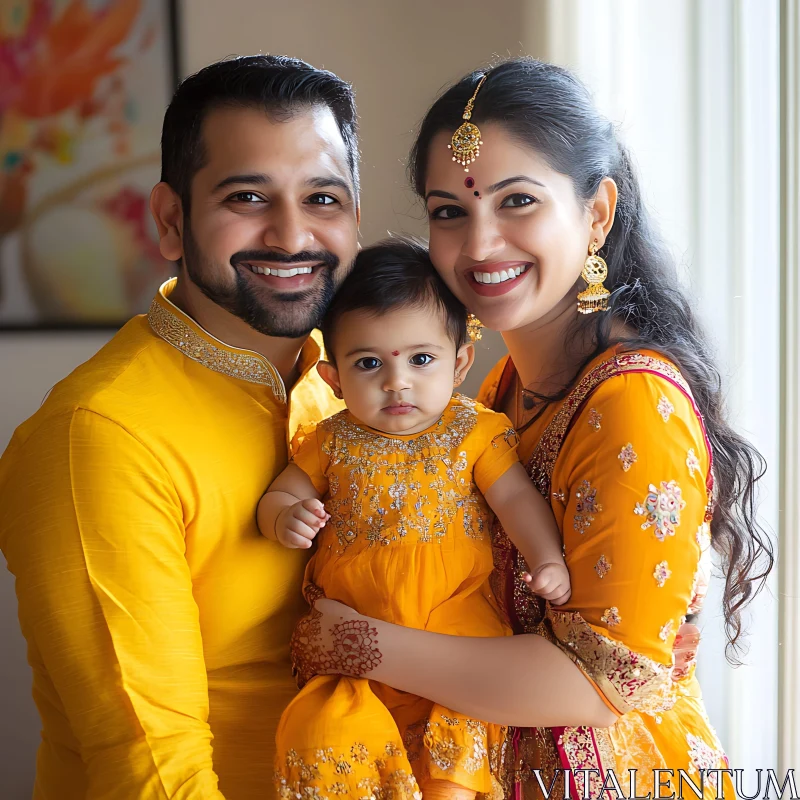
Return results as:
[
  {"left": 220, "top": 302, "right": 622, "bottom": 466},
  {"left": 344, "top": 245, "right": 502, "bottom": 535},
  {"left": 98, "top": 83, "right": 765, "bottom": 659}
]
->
[
  {"left": 472, "top": 265, "right": 528, "bottom": 285},
  {"left": 250, "top": 266, "right": 314, "bottom": 277}
]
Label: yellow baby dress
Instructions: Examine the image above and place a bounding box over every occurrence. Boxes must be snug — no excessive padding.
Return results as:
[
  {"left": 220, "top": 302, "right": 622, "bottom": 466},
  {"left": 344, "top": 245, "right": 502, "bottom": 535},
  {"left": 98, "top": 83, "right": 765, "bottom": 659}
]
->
[{"left": 274, "top": 394, "right": 518, "bottom": 800}]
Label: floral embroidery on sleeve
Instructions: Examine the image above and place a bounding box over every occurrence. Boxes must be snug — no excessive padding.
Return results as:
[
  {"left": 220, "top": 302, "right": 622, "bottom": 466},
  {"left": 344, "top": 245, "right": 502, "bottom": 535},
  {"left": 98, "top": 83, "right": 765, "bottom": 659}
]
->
[
  {"left": 595, "top": 554, "right": 612, "bottom": 579},
  {"left": 686, "top": 448, "right": 701, "bottom": 477},
  {"left": 686, "top": 733, "right": 727, "bottom": 787},
  {"left": 659, "top": 620, "right": 675, "bottom": 641},
  {"left": 587, "top": 408, "right": 602, "bottom": 431},
  {"left": 618, "top": 443, "right": 638, "bottom": 472},
  {"left": 634, "top": 480, "right": 686, "bottom": 540},
  {"left": 653, "top": 561, "right": 672, "bottom": 587},
  {"left": 601, "top": 607, "right": 622, "bottom": 627},
  {"left": 574, "top": 479, "right": 602, "bottom": 534},
  {"left": 657, "top": 395, "right": 675, "bottom": 422}
]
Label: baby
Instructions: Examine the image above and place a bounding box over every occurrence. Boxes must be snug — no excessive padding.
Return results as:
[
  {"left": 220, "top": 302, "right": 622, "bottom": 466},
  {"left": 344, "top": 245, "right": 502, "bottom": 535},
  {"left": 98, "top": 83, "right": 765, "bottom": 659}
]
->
[{"left": 259, "top": 238, "right": 569, "bottom": 800}]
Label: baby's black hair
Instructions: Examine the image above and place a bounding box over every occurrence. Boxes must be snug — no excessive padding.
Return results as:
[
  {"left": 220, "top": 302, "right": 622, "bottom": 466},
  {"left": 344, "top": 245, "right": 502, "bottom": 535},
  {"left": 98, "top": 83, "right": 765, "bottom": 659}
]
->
[{"left": 321, "top": 237, "right": 468, "bottom": 362}]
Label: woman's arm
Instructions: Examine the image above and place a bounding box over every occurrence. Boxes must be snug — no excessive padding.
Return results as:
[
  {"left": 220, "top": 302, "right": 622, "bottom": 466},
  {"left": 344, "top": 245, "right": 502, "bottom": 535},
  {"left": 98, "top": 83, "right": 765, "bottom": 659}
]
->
[{"left": 297, "top": 598, "right": 619, "bottom": 729}]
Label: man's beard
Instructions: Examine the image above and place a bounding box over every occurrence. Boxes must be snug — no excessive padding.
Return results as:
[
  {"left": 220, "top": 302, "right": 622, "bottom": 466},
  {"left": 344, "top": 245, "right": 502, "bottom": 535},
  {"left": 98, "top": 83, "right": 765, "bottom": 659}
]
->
[{"left": 182, "top": 224, "right": 344, "bottom": 338}]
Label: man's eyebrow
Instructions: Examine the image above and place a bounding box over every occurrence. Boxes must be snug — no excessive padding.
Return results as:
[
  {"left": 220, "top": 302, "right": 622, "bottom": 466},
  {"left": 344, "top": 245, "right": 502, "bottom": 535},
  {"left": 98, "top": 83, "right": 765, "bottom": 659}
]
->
[
  {"left": 213, "top": 173, "right": 271, "bottom": 192},
  {"left": 306, "top": 176, "right": 353, "bottom": 202}
]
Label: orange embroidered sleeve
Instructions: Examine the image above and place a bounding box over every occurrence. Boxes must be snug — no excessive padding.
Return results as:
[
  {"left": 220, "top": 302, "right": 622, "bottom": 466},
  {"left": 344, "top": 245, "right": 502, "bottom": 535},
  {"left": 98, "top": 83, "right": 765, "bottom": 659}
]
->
[
  {"left": 472, "top": 407, "right": 521, "bottom": 494},
  {"left": 547, "top": 370, "right": 711, "bottom": 714},
  {"left": 290, "top": 424, "right": 329, "bottom": 497}
]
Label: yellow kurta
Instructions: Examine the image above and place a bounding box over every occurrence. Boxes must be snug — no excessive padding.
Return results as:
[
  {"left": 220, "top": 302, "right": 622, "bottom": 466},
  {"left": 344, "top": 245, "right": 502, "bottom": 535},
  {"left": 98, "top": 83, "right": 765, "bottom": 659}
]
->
[
  {"left": 0, "top": 279, "right": 342, "bottom": 800},
  {"left": 479, "top": 348, "right": 733, "bottom": 800},
  {"left": 275, "top": 396, "right": 517, "bottom": 799}
]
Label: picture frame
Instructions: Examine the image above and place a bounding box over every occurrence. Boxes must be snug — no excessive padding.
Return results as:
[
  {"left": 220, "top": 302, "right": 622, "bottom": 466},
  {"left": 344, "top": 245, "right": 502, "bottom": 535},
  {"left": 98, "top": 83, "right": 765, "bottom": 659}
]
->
[{"left": 0, "top": 0, "right": 182, "bottom": 330}]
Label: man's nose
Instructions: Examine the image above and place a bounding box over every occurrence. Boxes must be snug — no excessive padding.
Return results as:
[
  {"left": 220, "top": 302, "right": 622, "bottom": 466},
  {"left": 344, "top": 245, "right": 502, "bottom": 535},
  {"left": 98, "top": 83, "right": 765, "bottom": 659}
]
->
[{"left": 262, "top": 200, "right": 314, "bottom": 254}]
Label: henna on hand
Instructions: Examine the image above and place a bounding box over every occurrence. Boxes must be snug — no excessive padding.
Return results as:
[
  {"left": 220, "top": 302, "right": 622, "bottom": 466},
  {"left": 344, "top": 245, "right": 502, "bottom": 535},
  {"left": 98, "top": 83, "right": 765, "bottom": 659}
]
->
[{"left": 290, "top": 591, "right": 383, "bottom": 687}]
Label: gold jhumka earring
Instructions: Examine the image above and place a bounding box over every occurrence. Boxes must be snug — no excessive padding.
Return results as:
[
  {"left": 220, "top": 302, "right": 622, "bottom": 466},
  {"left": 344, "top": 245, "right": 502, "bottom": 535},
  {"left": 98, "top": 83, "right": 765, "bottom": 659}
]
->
[
  {"left": 448, "top": 74, "right": 488, "bottom": 171},
  {"left": 577, "top": 240, "right": 611, "bottom": 314},
  {"left": 466, "top": 313, "right": 483, "bottom": 342}
]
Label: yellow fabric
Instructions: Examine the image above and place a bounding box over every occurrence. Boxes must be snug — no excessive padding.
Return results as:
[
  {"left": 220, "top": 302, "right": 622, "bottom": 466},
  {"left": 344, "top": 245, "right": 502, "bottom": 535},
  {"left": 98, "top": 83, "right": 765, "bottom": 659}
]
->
[
  {"left": 478, "top": 349, "right": 734, "bottom": 799},
  {"left": 0, "top": 279, "right": 342, "bottom": 800},
  {"left": 275, "top": 396, "right": 515, "bottom": 799}
]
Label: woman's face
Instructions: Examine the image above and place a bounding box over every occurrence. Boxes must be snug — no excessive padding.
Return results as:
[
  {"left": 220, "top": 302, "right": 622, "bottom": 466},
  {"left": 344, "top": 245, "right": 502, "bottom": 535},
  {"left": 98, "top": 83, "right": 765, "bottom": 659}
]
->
[{"left": 424, "top": 123, "right": 597, "bottom": 333}]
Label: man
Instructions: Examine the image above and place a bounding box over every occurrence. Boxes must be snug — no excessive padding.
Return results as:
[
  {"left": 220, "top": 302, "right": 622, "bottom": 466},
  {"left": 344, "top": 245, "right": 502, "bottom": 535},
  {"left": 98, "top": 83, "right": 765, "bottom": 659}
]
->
[{"left": 0, "top": 55, "right": 359, "bottom": 799}]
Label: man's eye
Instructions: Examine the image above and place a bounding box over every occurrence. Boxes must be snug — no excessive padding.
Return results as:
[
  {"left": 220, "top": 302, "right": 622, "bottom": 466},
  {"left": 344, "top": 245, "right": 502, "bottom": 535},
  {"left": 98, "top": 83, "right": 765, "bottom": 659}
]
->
[
  {"left": 430, "top": 205, "right": 465, "bottom": 220},
  {"left": 355, "top": 357, "right": 381, "bottom": 370},
  {"left": 308, "top": 194, "right": 338, "bottom": 205},
  {"left": 230, "top": 192, "right": 263, "bottom": 203},
  {"left": 410, "top": 353, "right": 434, "bottom": 366}
]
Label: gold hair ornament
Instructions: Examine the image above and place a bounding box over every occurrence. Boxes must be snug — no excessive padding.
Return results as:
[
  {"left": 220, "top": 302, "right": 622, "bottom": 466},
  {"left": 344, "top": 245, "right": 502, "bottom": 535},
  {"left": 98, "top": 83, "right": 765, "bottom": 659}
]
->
[
  {"left": 448, "top": 74, "right": 488, "bottom": 172},
  {"left": 577, "top": 240, "right": 611, "bottom": 314},
  {"left": 466, "top": 313, "right": 483, "bottom": 342}
]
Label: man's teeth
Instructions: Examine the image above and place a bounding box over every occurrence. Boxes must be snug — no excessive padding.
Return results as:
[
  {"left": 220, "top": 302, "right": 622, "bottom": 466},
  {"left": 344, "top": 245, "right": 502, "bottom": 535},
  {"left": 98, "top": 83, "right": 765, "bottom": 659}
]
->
[
  {"left": 250, "top": 266, "right": 314, "bottom": 277},
  {"left": 473, "top": 265, "right": 528, "bottom": 285}
]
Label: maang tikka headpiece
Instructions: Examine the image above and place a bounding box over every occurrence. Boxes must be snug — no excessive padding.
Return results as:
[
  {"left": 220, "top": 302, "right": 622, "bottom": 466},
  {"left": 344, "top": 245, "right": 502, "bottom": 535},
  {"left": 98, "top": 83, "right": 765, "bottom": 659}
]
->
[{"left": 448, "top": 74, "right": 488, "bottom": 172}]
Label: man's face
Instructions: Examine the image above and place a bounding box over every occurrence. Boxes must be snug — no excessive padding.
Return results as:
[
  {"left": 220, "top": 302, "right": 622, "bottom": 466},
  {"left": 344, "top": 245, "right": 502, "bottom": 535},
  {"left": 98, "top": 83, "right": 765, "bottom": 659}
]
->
[{"left": 181, "top": 105, "right": 359, "bottom": 338}]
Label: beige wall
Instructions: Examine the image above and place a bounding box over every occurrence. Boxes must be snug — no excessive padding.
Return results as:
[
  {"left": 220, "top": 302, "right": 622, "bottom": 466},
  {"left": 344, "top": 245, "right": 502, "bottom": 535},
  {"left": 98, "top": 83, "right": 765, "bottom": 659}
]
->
[{"left": 0, "top": 2, "right": 542, "bottom": 794}]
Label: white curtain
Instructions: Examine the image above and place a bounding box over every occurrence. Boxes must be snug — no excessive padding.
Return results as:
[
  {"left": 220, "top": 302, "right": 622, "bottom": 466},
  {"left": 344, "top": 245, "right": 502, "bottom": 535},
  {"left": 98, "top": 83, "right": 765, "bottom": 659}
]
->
[{"left": 523, "top": 0, "right": 788, "bottom": 771}]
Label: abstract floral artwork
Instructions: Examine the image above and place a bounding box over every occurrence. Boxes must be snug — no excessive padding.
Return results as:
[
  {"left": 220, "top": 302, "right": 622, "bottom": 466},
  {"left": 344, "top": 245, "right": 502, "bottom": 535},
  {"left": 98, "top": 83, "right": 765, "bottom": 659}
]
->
[{"left": 0, "top": 0, "right": 178, "bottom": 327}]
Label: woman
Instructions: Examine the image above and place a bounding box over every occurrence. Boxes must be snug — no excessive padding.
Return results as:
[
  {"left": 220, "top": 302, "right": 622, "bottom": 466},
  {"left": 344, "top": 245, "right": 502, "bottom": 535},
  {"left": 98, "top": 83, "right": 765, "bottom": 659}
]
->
[{"left": 292, "top": 59, "right": 772, "bottom": 799}]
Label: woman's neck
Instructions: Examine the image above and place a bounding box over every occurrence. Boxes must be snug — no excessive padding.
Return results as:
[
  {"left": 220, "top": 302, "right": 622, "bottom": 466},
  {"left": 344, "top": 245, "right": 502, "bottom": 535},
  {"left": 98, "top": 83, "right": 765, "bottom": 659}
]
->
[{"left": 501, "top": 296, "right": 596, "bottom": 397}]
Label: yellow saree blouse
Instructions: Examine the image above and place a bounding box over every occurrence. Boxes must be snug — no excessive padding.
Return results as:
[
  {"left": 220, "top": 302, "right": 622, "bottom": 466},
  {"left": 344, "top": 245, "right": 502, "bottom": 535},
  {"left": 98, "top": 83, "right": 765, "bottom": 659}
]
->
[
  {"left": 479, "top": 348, "right": 733, "bottom": 800},
  {"left": 274, "top": 396, "right": 517, "bottom": 800},
  {"left": 0, "top": 279, "right": 342, "bottom": 799}
]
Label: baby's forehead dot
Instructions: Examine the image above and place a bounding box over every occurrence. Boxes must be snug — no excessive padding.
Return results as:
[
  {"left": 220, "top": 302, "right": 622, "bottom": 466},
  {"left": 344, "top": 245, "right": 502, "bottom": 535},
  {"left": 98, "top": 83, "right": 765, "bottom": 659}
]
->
[{"left": 391, "top": 350, "right": 400, "bottom": 356}]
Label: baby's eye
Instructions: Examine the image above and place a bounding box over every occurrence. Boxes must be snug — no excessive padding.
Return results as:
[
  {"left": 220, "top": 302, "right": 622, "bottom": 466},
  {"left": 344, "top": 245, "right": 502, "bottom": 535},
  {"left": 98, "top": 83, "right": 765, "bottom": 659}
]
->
[
  {"left": 355, "top": 357, "right": 382, "bottom": 371},
  {"left": 409, "top": 353, "right": 434, "bottom": 366}
]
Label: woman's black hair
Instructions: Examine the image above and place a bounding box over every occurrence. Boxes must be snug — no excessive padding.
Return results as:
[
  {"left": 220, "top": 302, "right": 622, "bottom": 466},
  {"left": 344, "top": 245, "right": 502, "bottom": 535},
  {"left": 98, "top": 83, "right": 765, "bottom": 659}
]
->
[
  {"left": 410, "top": 58, "right": 773, "bottom": 663},
  {"left": 321, "top": 237, "right": 467, "bottom": 363}
]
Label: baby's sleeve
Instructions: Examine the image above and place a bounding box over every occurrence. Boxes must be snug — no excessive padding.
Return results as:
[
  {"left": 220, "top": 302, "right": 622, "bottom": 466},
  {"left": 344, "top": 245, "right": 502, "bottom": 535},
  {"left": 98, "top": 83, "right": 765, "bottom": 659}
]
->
[
  {"left": 472, "top": 407, "right": 521, "bottom": 494},
  {"left": 290, "top": 424, "right": 329, "bottom": 497}
]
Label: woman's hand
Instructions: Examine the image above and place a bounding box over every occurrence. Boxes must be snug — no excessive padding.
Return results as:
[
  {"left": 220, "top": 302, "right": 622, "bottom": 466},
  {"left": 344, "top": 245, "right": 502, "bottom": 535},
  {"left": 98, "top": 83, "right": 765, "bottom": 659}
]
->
[{"left": 290, "top": 596, "right": 383, "bottom": 686}]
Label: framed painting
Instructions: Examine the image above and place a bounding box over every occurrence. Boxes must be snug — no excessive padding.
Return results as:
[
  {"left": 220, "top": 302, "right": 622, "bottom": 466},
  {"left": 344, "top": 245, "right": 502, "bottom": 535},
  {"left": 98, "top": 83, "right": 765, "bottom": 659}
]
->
[{"left": 0, "top": 0, "right": 181, "bottom": 330}]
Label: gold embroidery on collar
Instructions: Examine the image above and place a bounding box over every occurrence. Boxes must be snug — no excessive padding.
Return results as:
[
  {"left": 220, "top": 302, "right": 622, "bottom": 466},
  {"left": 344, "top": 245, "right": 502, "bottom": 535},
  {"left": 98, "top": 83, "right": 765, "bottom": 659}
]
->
[{"left": 147, "top": 296, "right": 286, "bottom": 402}]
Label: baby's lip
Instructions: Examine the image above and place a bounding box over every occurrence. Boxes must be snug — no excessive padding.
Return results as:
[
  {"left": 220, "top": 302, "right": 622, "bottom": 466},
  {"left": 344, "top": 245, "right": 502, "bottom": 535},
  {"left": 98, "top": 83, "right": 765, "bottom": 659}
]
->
[{"left": 384, "top": 402, "right": 414, "bottom": 408}]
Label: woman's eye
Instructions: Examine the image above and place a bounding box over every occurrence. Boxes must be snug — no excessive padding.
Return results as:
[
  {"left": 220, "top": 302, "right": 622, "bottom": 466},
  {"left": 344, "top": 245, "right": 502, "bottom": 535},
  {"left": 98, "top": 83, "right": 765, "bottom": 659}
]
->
[
  {"left": 308, "top": 194, "right": 338, "bottom": 206},
  {"left": 430, "top": 205, "right": 465, "bottom": 220},
  {"left": 355, "top": 357, "right": 381, "bottom": 371},
  {"left": 501, "top": 193, "right": 539, "bottom": 208},
  {"left": 409, "top": 353, "right": 434, "bottom": 366}
]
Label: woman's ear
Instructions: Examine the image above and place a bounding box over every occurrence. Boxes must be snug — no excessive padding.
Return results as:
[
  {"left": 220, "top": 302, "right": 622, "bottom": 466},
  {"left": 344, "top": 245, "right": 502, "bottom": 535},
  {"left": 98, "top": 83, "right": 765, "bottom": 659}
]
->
[
  {"left": 453, "top": 343, "right": 476, "bottom": 387},
  {"left": 589, "top": 176, "right": 618, "bottom": 247},
  {"left": 317, "top": 361, "right": 343, "bottom": 399}
]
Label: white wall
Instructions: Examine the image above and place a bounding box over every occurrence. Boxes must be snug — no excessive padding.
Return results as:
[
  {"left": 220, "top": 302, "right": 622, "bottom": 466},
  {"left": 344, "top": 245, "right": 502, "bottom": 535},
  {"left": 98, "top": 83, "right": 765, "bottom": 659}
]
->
[{"left": 0, "top": 1, "right": 534, "bottom": 794}]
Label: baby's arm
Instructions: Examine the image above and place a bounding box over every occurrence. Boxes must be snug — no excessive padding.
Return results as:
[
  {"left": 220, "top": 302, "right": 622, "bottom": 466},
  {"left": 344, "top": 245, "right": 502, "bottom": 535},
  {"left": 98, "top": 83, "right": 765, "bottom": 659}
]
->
[
  {"left": 483, "top": 463, "right": 571, "bottom": 604},
  {"left": 257, "top": 464, "right": 329, "bottom": 549}
]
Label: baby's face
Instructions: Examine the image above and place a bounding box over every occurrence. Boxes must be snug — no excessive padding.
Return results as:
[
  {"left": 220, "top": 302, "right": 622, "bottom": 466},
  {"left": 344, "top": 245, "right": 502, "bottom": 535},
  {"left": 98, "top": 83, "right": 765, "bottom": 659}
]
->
[{"left": 328, "top": 305, "right": 467, "bottom": 435}]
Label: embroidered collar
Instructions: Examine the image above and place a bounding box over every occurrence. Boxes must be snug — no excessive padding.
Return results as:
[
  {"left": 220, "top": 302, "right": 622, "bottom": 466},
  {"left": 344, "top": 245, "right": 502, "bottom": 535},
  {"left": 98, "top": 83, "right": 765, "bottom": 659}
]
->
[{"left": 147, "top": 278, "right": 319, "bottom": 404}]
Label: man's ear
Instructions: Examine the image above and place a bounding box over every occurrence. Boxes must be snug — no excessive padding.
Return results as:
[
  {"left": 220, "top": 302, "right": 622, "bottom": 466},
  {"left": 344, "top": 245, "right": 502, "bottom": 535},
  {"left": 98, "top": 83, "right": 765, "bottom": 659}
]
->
[
  {"left": 453, "top": 343, "right": 476, "bottom": 387},
  {"left": 317, "top": 360, "right": 342, "bottom": 399},
  {"left": 150, "top": 181, "right": 184, "bottom": 262}
]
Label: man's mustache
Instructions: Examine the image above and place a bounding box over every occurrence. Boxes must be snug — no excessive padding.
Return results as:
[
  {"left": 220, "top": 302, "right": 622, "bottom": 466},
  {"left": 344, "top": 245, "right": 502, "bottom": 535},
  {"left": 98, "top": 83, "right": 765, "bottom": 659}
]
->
[{"left": 231, "top": 249, "right": 339, "bottom": 270}]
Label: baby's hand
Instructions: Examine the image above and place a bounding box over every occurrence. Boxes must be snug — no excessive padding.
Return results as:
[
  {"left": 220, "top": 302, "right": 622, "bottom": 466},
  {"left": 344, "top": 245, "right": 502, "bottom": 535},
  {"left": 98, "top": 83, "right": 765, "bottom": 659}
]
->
[
  {"left": 525, "top": 562, "right": 571, "bottom": 605},
  {"left": 275, "top": 499, "right": 329, "bottom": 549}
]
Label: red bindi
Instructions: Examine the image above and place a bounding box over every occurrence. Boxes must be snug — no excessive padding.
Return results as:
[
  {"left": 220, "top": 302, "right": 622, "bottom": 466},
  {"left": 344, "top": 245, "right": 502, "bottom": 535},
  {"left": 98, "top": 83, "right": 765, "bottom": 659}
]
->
[
  {"left": 391, "top": 350, "right": 400, "bottom": 356},
  {"left": 465, "top": 177, "right": 475, "bottom": 188}
]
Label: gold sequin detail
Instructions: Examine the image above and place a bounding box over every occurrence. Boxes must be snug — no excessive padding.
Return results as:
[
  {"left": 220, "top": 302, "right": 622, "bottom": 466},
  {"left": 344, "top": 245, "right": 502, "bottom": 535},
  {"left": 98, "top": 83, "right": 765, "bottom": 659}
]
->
[
  {"left": 659, "top": 619, "right": 675, "bottom": 641},
  {"left": 686, "top": 448, "right": 701, "bottom": 477},
  {"left": 619, "top": 443, "right": 638, "bottom": 472},
  {"left": 148, "top": 295, "right": 286, "bottom": 401},
  {"left": 601, "top": 606, "right": 622, "bottom": 627},
  {"left": 574, "top": 479, "right": 602, "bottom": 534},
  {"left": 653, "top": 560, "right": 671, "bottom": 587},
  {"left": 594, "top": 554, "right": 612, "bottom": 579},
  {"left": 587, "top": 408, "right": 602, "bottom": 431},
  {"left": 657, "top": 395, "right": 675, "bottom": 422}
]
